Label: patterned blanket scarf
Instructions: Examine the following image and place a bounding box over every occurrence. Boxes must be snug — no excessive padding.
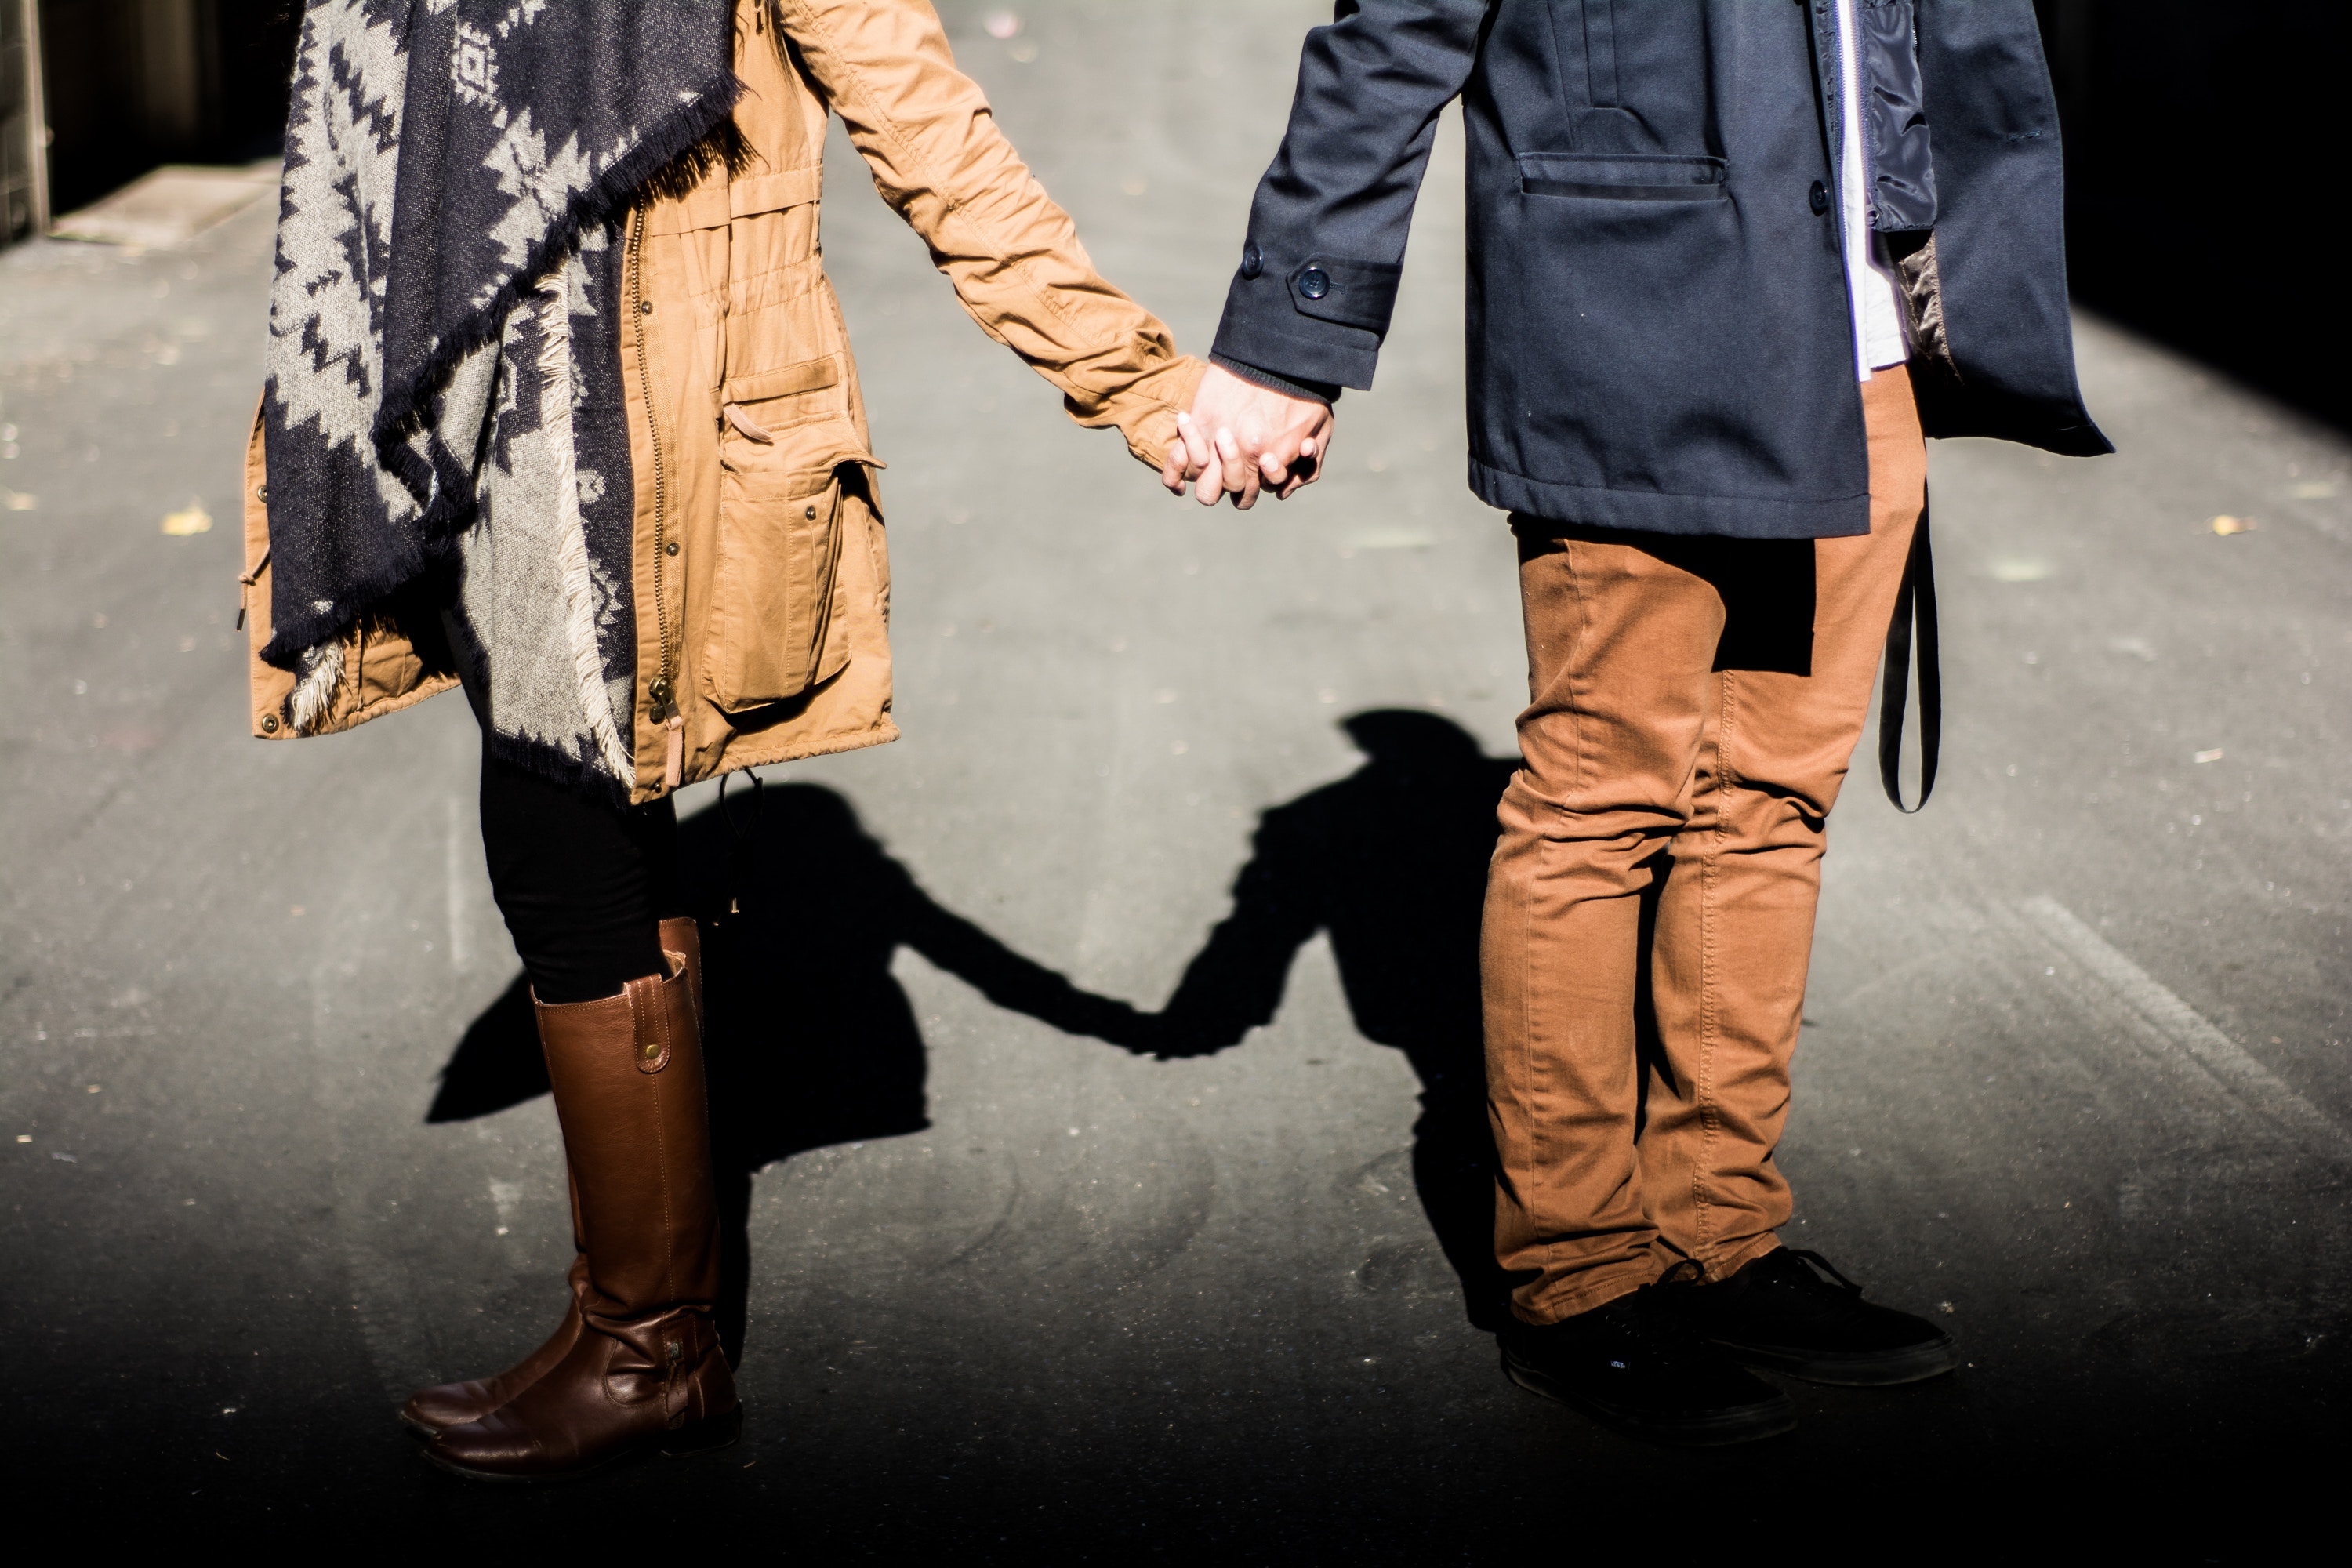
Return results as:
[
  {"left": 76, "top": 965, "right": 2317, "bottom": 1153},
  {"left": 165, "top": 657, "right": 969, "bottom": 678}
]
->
[{"left": 261, "top": 0, "right": 736, "bottom": 792}]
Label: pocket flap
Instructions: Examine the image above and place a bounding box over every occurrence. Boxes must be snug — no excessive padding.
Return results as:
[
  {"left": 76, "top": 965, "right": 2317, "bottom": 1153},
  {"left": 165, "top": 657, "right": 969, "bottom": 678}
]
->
[
  {"left": 730, "top": 166, "right": 823, "bottom": 219},
  {"left": 722, "top": 416, "right": 880, "bottom": 497},
  {"left": 1519, "top": 154, "right": 1727, "bottom": 200},
  {"left": 725, "top": 356, "right": 840, "bottom": 405}
]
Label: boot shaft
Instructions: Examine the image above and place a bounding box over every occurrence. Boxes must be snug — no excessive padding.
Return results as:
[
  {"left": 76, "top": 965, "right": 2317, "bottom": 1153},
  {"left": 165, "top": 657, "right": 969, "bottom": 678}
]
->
[{"left": 534, "top": 949, "right": 721, "bottom": 1319}]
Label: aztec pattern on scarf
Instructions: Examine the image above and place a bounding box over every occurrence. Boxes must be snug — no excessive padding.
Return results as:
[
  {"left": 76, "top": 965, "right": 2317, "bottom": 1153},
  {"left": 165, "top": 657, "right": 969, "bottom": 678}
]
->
[{"left": 261, "top": 0, "right": 735, "bottom": 792}]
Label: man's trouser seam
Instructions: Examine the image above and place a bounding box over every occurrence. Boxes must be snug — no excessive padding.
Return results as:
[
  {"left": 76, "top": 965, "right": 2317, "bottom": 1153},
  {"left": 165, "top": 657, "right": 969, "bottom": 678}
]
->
[
  {"left": 1690, "top": 666, "right": 1738, "bottom": 1271},
  {"left": 1539, "top": 539, "right": 1600, "bottom": 1296},
  {"left": 1515, "top": 835, "right": 1544, "bottom": 1298},
  {"left": 1512, "top": 542, "right": 1571, "bottom": 1306}
]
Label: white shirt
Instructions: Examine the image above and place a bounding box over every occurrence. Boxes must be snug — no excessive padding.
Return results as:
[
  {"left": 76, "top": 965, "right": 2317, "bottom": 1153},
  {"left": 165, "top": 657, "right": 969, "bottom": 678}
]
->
[{"left": 1835, "top": 0, "right": 1910, "bottom": 380}]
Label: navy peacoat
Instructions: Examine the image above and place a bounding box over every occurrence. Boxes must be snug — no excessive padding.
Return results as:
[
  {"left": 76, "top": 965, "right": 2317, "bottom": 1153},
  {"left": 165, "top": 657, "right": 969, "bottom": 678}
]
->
[{"left": 1212, "top": 0, "right": 2111, "bottom": 540}]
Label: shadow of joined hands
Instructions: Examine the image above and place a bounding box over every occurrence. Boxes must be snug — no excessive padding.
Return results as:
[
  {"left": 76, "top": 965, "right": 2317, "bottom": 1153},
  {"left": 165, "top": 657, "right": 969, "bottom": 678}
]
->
[
  {"left": 430, "top": 710, "right": 1518, "bottom": 1345},
  {"left": 1110, "top": 710, "right": 1519, "bottom": 1326}
]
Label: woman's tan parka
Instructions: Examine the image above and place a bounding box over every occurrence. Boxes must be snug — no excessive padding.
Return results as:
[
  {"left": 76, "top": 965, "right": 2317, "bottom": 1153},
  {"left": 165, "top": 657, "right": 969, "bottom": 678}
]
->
[{"left": 241, "top": 0, "right": 1203, "bottom": 803}]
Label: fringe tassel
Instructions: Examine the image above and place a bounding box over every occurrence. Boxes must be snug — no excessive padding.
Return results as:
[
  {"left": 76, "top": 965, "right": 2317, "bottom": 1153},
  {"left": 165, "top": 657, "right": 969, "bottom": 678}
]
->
[
  {"left": 537, "top": 278, "right": 636, "bottom": 782},
  {"left": 287, "top": 637, "right": 344, "bottom": 735}
]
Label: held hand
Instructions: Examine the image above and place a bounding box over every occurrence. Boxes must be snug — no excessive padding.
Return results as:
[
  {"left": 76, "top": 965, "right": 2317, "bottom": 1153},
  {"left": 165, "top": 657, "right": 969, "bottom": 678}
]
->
[{"left": 1158, "top": 365, "right": 1336, "bottom": 510}]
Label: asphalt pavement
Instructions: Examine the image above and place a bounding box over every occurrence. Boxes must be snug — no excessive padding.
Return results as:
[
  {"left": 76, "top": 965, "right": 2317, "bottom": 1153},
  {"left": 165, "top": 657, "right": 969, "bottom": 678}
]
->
[{"left": 3, "top": 2, "right": 2346, "bottom": 1552}]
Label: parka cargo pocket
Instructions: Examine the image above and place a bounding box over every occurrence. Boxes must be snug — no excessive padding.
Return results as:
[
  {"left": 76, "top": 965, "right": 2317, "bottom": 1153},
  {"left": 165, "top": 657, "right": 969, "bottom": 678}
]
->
[{"left": 707, "top": 410, "right": 871, "bottom": 713}]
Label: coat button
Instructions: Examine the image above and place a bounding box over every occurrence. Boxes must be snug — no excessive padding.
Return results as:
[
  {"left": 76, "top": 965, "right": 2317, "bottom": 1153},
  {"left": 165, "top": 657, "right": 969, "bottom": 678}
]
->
[
  {"left": 260, "top": 713, "right": 279, "bottom": 733},
  {"left": 1240, "top": 242, "right": 1264, "bottom": 279},
  {"left": 639, "top": 299, "right": 654, "bottom": 314},
  {"left": 804, "top": 505, "right": 818, "bottom": 520},
  {"left": 1297, "top": 267, "right": 1330, "bottom": 300},
  {"left": 664, "top": 539, "right": 679, "bottom": 555},
  {"left": 1809, "top": 180, "right": 1830, "bottom": 216}
]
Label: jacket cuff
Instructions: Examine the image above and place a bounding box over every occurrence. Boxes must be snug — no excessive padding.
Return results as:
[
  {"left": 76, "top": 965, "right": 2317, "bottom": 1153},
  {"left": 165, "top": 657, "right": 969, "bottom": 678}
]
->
[
  {"left": 1210, "top": 245, "right": 1399, "bottom": 391},
  {"left": 1094, "top": 354, "right": 1210, "bottom": 473},
  {"left": 1209, "top": 354, "right": 1341, "bottom": 406}
]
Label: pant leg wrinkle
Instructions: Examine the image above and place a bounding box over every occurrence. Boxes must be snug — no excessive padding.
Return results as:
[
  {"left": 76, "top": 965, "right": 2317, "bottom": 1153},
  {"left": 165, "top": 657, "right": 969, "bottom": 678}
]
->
[
  {"left": 1490, "top": 530, "right": 1722, "bottom": 1319},
  {"left": 1638, "top": 368, "right": 1929, "bottom": 1279}
]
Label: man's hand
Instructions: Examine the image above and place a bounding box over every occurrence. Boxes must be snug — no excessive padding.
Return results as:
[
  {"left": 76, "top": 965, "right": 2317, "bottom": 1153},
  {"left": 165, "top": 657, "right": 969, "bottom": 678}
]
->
[{"left": 1160, "top": 365, "right": 1335, "bottom": 510}]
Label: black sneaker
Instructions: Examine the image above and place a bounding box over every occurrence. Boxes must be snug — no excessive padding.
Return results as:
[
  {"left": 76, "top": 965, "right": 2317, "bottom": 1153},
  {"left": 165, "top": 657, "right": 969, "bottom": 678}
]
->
[
  {"left": 1657, "top": 1247, "right": 1958, "bottom": 1387},
  {"left": 1498, "top": 1290, "right": 1795, "bottom": 1446}
]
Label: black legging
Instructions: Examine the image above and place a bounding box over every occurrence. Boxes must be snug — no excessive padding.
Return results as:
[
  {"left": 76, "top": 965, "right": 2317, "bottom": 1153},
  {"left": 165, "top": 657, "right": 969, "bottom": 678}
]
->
[{"left": 478, "top": 741, "right": 685, "bottom": 1004}]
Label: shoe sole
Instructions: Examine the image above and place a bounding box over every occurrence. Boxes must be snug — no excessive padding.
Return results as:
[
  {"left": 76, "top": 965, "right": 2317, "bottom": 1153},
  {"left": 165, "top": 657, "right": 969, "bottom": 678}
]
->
[
  {"left": 1716, "top": 1334, "right": 1960, "bottom": 1388},
  {"left": 422, "top": 1405, "right": 743, "bottom": 1484},
  {"left": 1501, "top": 1349, "right": 1795, "bottom": 1446}
]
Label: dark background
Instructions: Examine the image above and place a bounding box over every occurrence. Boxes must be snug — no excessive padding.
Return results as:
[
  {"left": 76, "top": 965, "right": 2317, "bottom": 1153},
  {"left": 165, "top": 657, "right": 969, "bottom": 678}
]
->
[
  {"left": 29, "top": 0, "right": 299, "bottom": 217},
  {"left": 2035, "top": 0, "right": 2348, "bottom": 428}
]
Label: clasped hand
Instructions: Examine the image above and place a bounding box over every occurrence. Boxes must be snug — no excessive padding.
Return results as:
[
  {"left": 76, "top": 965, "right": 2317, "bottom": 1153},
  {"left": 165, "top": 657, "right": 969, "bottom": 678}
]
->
[{"left": 1159, "top": 365, "right": 1336, "bottom": 510}]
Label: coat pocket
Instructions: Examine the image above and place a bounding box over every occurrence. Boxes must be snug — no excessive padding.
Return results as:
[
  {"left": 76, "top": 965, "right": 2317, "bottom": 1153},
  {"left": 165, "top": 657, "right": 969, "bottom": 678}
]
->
[
  {"left": 1518, "top": 153, "right": 1727, "bottom": 202},
  {"left": 706, "top": 412, "right": 872, "bottom": 713}
]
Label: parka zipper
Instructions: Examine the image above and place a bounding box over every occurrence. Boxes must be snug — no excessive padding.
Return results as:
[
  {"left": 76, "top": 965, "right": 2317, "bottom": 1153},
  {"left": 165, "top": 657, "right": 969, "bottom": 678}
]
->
[{"left": 626, "top": 206, "right": 686, "bottom": 789}]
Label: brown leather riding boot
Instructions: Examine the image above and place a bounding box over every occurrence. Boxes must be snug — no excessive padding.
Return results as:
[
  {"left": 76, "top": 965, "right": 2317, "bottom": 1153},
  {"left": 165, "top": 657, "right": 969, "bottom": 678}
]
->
[
  {"left": 426, "top": 931, "right": 736, "bottom": 1480},
  {"left": 400, "top": 919, "right": 706, "bottom": 1437},
  {"left": 403, "top": 1250, "right": 588, "bottom": 1436}
]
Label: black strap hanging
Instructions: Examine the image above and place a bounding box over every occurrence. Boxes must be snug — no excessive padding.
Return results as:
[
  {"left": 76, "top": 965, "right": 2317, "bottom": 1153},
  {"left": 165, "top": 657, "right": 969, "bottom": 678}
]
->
[
  {"left": 714, "top": 768, "right": 764, "bottom": 917},
  {"left": 1877, "top": 496, "right": 1940, "bottom": 812}
]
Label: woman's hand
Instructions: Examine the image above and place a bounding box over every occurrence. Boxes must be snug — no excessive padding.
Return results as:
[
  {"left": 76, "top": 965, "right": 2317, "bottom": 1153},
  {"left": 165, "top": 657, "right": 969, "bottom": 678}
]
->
[{"left": 1160, "top": 365, "right": 1336, "bottom": 510}]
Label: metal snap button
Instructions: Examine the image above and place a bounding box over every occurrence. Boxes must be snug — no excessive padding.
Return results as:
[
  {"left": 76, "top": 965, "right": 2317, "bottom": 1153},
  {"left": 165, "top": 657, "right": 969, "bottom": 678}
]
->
[
  {"left": 260, "top": 713, "right": 279, "bottom": 733},
  {"left": 664, "top": 539, "right": 678, "bottom": 556},
  {"left": 1298, "top": 267, "right": 1330, "bottom": 300},
  {"left": 639, "top": 299, "right": 654, "bottom": 314},
  {"left": 804, "top": 505, "right": 818, "bottom": 519}
]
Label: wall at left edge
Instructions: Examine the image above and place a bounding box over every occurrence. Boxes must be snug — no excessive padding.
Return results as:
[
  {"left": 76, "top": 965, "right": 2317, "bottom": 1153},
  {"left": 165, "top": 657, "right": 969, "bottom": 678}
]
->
[{"left": 3, "top": 0, "right": 299, "bottom": 247}]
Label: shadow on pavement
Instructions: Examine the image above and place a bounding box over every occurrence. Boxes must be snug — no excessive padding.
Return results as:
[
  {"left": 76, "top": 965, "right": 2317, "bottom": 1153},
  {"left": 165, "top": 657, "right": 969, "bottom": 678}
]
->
[
  {"left": 426, "top": 713, "right": 1526, "bottom": 1349},
  {"left": 426, "top": 779, "right": 1153, "bottom": 1360},
  {"left": 1130, "top": 709, "right": 1520, "bottom": 1330}
]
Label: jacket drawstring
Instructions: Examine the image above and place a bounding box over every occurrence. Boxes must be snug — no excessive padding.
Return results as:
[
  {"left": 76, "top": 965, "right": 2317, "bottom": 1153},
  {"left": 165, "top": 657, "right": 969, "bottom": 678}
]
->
[{"left": 236, "top": 546, "right": 270, "bottom": 631}]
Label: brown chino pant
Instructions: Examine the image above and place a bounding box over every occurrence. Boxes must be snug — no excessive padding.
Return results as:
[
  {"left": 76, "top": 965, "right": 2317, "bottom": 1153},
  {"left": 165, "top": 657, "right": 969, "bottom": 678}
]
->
[{"left": 1483, "top": 365, "right": 1927, "bottom": 1324}]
